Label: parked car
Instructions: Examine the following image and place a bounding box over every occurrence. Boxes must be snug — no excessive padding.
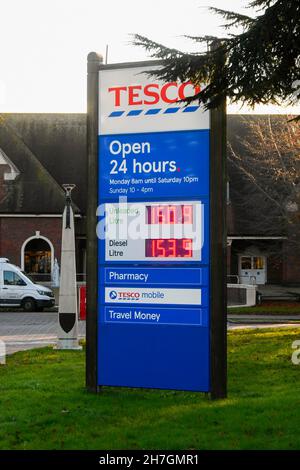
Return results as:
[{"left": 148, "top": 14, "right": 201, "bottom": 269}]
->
[{"left": 0, "top": 258, "right": 55, "bottom": 311}]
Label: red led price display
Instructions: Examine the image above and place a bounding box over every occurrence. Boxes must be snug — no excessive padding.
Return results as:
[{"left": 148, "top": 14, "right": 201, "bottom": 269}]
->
[
  {"left": 145, "top": 239, "right": 193, "bottom": 258},
  {"left": 147, "top": 205, "right": 193, "bottom": 224}
]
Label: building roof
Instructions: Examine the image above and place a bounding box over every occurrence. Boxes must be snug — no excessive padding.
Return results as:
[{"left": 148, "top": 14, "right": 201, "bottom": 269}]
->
[{"left": 0, "top": 113, "right": 84, "bottom": 214}]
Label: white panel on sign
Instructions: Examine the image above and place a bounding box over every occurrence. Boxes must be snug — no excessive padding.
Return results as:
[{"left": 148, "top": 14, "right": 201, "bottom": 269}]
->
[
  {"left": 104, "top": 201, "right": 204, "bottom": 262},
  {"left": 99, "top": 66, "right": 209, "bottom": 135},
  {"left": 105, "top": 287, "right": 202, "bottom": 305}
]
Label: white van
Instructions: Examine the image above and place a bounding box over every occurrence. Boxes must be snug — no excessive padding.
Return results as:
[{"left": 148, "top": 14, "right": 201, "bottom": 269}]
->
[{"left": 0, "top": 258, "right": 55, "bottom": 311}]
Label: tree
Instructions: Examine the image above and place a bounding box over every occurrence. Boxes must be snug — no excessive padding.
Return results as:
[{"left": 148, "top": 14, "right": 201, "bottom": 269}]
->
[
  {"left": 133, "top": 0, "right": 300, "bottom": 113},
  {"left": 228, "top": 115, "right": 300, "bottom": 253}
]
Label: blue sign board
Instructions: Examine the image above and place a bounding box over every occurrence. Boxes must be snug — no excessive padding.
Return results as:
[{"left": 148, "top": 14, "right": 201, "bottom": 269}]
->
[
  {"left": 97, "top": 64, "right": 211, "bottom": 391},
  {"left": 102, "top": 267, "right": 208, "bottom": 286},
  {"left": 104, "top": 307, "right": 208, "bottom": 326},
  {"left": 99, "top": 130, "right": 210, "bottom": 200}
]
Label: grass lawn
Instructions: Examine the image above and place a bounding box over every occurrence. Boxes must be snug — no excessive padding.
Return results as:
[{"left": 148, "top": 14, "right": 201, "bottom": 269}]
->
[{"left": 1, "top": 328, "right": 300, "bottom": 450}]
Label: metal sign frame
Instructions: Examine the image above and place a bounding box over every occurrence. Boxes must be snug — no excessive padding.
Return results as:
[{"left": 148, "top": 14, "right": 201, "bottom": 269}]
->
[{"left": 86, "top": 52, "right": 227, "bottom": 399}]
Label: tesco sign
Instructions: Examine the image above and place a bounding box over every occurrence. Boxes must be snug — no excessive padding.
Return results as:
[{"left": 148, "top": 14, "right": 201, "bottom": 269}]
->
[
  {"left": 108, "top": 82, "right": 201, "bottom": 107},
  {"left": 99, "top": 65, "right": 209, "bottom": 135}
]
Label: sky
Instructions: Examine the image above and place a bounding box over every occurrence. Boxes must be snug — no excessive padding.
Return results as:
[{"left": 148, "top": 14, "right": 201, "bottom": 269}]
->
[{"left": 0, "top": 0, "right": 298, "bottom": 114}]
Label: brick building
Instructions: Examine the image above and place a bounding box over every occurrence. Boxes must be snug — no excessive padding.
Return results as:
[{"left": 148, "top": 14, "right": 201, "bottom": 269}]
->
[
  {"left": 0, "top": 113, "right": 86, "bottom": 285},
  {"left": 0, "top": 112, "right": 298, "bottom": 286},
  {"left": 227, "top": 115, "right": 300, "bottom": 286}
]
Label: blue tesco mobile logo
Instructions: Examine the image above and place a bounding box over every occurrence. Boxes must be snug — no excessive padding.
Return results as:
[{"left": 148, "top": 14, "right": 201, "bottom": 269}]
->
[{"left": 109, "top": 290, "right": 118, "bottom": 300}]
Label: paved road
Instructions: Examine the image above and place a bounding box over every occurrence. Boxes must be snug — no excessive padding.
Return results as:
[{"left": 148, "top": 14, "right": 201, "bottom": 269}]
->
[
  {"left": 0, "top": 311, "right": 85, "bottom": 355},
  {"left": 1, "top": 311, "right": 300, "bottom": 357},
  {"left": 228, "top": 314, "right": 300, "bottom": 330},
  {"left": 228, "top": 322, "right": 300, "bottom": 330},
  {"left": 229, "top": 314, "right": 300, "bottom": 321}
]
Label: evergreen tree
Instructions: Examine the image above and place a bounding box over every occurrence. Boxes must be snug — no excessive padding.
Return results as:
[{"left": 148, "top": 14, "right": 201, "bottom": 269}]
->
[{"left": 133, "top": 0, "right": 300, "bottom": 113}]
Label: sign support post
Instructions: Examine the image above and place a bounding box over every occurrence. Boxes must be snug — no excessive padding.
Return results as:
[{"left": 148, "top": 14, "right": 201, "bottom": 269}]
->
[
  {"left": 86, "top": 52, "right": 103, "bottom": 392},
  {"left": 210, "top": 102, "right": 227, "bottom": 399}
]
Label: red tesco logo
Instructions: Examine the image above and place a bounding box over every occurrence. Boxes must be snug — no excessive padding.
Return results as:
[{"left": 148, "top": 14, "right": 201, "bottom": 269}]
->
[
  {"left": 119, "top": 292, "right": 140, "bottom": 300},
  {"left": 108, "top": 82, "right": 201, "bottom": 107}
]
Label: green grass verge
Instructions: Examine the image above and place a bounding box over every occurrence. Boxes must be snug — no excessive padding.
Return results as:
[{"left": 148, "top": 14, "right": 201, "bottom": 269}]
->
[
  {"left": 228, "top": 305, "right": 300, "bottom": 315},
  {"left": 1, "top": 328, "right": 300, "bottom": 450}
]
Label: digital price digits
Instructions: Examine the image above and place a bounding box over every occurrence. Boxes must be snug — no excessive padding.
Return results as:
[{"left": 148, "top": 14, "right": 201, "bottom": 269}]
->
[
  {"left": 146, "top": 239, "right": 193, "bottom": 258},
  {"left": 147, "top": 205, "right": 193, "bottom": 225}
]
